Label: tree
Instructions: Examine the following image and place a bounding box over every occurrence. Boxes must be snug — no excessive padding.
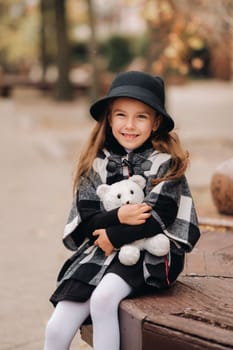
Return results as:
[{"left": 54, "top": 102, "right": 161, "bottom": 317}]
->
[
  {"left": 54, "top": 0, "right": 73, "bottom": 100},
  {"left": 142, "top": 0, "right": 232, "bottom": 80},
  {"left": 143, "top": 0, "right": 178, "bottom": 74},
  {"left": 39, "top": 0, "right": 56, "bottom": 83},
  {"left": 87, "top": 0, "right": 100, "bottom": 101},
  {"left": 175, "top": 0, "right": 233, "bottom": 80},
  {"left": 0, "top": 1, "right": 39, "bottom": 72}
]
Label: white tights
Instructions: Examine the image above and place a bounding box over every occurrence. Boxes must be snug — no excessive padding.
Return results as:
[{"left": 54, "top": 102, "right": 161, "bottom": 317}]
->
[{"left": 44, "top": 273, "right": 132, "bottom": 350}]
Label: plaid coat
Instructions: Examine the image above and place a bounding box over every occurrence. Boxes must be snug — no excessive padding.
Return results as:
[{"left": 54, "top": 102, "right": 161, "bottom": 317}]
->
[{"left": 59, "top": 144, "right": 200, "bottom": 289}]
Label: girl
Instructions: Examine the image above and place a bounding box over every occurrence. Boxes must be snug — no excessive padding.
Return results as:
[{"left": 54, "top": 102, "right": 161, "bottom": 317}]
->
[{"left": 44, "top": 71, "right": 200, "bottom": 350}]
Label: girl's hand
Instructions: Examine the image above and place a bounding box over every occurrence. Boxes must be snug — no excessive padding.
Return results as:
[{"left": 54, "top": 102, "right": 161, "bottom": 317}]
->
[
  {"left": 93, "top": 229, "right": 114, "bottom": 256},
  {"left": 118, "top": 203, "right": 152, "bottom": 225}
]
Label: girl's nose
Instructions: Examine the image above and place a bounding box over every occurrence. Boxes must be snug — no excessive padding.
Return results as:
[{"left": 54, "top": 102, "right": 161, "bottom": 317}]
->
[{"left": 125, "top": 117, "right": 134, "bottom": 128}]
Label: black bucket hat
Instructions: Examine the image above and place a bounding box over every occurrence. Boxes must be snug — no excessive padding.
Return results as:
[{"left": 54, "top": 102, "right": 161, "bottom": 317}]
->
[{"left": 90, "top": 71, "right": 174, "bottom": 132}]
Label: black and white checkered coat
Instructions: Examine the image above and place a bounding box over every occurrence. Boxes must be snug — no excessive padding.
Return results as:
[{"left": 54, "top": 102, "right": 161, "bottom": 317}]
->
[{"left": 59, "top": 145, "right": 200, "bottom": 288}]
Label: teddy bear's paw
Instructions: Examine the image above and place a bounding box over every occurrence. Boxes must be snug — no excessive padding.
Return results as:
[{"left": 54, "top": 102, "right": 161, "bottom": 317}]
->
[
  {"left": 144, "top": 234, "right": 170, "bottom": 256},
  {"left": 118, "top": 245, "right": 140, "bottom": 266}
]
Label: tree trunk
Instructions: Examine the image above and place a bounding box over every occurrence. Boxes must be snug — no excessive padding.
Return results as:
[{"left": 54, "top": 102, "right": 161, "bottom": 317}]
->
[
  {"left": 54, "top": 0, "right": 72, "bottom": 100},
  {"left": 39, "top": 0, "right": 57, "bottom": 85},
  {"left": 87, "top": 0, "right": 100, "bottom": 102},
  {"left": 209, "top": 31, "right": 232, "bottom": 80},
  {"left": 39, "top": 0, "right": 48, "bottom": 82}
]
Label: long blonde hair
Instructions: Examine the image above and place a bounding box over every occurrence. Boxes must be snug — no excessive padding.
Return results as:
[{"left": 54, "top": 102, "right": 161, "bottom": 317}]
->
[
  {"left": 73, "top": 115, "right": 108, "bottom": 191},
  {"left": 151, "top": 131, "right": 189, "bottom": 185},
  {"left": 73, "top": 113, "right": 189, "bottom": 191}
]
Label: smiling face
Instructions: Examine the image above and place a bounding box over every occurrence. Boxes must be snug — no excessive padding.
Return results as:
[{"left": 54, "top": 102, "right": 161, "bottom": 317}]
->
[{"left": 109, "top": 97, "right": 161, "bottom": 150}]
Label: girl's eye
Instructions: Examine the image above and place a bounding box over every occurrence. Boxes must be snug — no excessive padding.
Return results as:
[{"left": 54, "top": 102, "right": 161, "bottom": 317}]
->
[
  {"left": 117, "top": 194, "right": 121, "bottom": 199},
  {"left": 130, "top": 190, "right": 134, "bottom": 195},
  {"left": 138, "top": 114, "right": 147, "bottom": 119}
]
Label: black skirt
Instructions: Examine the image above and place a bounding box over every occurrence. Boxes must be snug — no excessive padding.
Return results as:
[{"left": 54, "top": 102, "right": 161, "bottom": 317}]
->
[{"left": 50, "top": 250, "right": 184, "bottom": 307}]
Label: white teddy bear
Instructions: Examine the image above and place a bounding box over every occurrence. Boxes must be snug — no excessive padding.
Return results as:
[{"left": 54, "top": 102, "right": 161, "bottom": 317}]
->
[{"left": 96, "top": 175, "right": 170, "bottom": 266}]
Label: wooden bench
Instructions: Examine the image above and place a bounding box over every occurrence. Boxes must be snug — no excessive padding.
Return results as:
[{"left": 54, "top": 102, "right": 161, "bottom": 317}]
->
[
  {"left": 0, "top": 74, "right": 89, "bottom": 97},
  {"left": 81, "top": 228, "right": 233, "bottom": 349}
]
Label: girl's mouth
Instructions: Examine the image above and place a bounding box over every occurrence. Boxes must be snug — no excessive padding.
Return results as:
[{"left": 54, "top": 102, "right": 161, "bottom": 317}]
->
[{"left": 122, "top": 133, "right": 138, "bottom": 139}]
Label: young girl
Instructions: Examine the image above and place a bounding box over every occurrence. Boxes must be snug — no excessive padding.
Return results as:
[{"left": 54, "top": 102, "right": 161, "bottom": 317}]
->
[{"left": 44, "top": 71, "right": 200, "bottom": 350}]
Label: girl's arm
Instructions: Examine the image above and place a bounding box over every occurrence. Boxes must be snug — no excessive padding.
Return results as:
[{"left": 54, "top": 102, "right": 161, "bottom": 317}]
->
[
  {"left": 70, "top": 160, "right": 179, "bottom": 249},
  {"left": 71, "top": 203, "right": 152, "bottom": 246},
  {"left": 70, "top": 172, "right": 152, "bottom": 247},
  {"left": 70, "top": 209, "right": 119, "bottom": 246},
  {"left": 105, "top": 217, "right": 165, "bottom": 249},
  {"left": 105, "top": 178, "right": 180, "bottom": 248}
]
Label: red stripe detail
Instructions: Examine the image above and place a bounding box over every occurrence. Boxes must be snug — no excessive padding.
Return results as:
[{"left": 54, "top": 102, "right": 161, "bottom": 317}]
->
[{"left": 164, "top": 255, "right": 170, "bottom": 286}]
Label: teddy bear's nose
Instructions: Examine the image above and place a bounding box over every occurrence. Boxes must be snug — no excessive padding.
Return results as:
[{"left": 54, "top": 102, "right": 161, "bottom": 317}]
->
[{"left": 126, "top": 201, "right": 130, "bottom": 204}]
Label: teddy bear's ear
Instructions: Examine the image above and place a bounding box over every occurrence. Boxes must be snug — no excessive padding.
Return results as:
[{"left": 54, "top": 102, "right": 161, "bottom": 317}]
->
[
  {"left": 96, "top": 184, "right": 110, "bottom": 199},
  {"left": 130, "top": 175, "right": 146, "bottom": 189}
]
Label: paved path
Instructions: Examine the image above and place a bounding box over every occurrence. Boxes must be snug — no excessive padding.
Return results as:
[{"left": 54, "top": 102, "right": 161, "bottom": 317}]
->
[{"left": 0, "top": 80, "right": 232, "bottom": 349}]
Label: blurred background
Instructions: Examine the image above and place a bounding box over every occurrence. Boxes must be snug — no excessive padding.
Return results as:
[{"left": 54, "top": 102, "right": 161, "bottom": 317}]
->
[
  {"left": 0, "top": 1, "right": 232, "bottom": 349},
  {"left": 0, "top": 0, "right": 232, "bottom": 99}
]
